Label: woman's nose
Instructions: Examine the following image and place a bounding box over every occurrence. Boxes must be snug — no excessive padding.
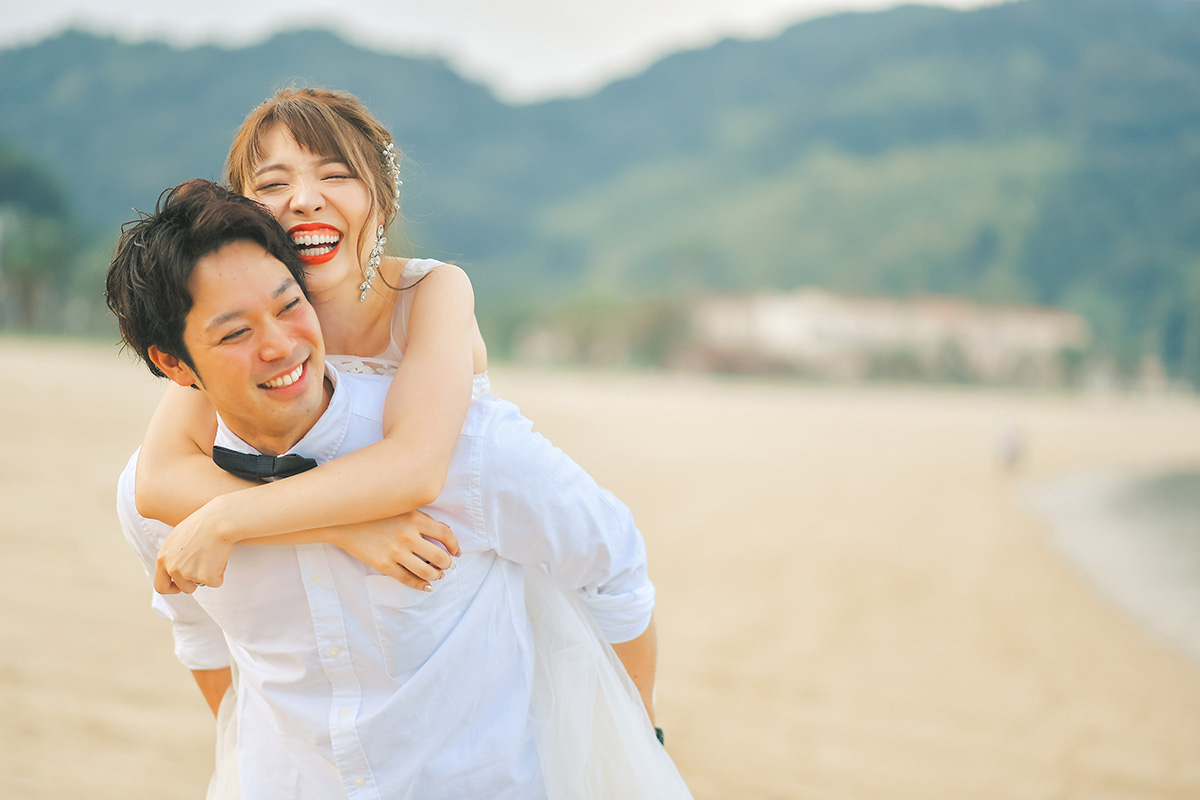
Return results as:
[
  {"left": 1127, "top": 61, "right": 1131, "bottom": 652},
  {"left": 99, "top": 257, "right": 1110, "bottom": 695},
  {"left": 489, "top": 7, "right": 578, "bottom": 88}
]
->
[{"left": 289, "top": 177, "right": 324, "bottom": 215}]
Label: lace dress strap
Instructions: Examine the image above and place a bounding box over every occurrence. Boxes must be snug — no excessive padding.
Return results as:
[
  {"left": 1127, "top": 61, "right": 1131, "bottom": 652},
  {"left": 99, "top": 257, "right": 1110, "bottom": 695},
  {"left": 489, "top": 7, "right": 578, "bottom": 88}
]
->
[
  {"left": 328, "top": 257, "right": 491, "bottom": 394},
  {"left": 393, "top": 259, "right": 444, "bottom": 352},
  {"left": 401, "top": 258, "right": 443, "bottom": 283},
  {"left": 325, "top": 354, "right": 401, "bottom": 377}
]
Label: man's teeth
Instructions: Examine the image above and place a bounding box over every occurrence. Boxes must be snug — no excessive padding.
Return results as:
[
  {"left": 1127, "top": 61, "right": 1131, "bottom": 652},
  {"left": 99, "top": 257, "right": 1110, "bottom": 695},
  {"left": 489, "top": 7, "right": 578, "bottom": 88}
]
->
[{"left": 261, "top": 364, "right": 304, "bottom": 389}]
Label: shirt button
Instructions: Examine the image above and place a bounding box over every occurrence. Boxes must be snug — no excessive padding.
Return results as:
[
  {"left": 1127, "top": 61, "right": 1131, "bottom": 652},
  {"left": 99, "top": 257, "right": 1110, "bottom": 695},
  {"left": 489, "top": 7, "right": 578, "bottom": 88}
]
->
[
  {"left": 353, "top": 776, "right": 365, "bottom": 787},
  {"left": 312, "top": 574, "right": 323, "bottom": 583},
  {"left": 328, "top": 647, "right": 340, "bottom": 658},
  {"left": 340, "top": 707, "right": 350, "bottom": 718}
]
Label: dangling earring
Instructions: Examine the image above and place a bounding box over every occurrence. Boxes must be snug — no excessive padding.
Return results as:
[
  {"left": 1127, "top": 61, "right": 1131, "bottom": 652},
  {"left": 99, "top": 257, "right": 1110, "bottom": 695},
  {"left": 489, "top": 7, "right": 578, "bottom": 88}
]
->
[
  {"left": 360, "top": 141, "right": 402, "bottom": 302},
  {"left": 383, "top": 142, "right": 403, "bottom": 208},
  {"left": 360, "top": 224, "right": 386, "bottom": 302}
]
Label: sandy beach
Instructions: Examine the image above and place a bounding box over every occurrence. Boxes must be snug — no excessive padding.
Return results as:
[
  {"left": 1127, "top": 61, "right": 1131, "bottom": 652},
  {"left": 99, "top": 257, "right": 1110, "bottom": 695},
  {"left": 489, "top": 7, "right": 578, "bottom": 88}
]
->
[{"left": 3, "top": 336, "right": 1200, "bottom": 800}]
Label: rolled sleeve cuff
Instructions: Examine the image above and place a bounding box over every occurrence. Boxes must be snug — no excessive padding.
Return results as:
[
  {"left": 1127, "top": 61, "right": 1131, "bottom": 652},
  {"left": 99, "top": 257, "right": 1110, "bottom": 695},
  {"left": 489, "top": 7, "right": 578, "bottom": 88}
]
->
[
  {"left": 150, "top": 593, "right": 232, "bottom": 671},
  {"left": 581, "top": 580, "right": 656, "bottom": 644}
]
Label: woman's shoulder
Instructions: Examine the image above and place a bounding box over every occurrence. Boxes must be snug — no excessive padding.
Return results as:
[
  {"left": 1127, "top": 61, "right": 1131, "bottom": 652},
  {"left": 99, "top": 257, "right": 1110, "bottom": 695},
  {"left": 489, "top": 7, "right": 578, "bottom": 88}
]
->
[{"left": 388, "top": 258, "right": 475, "bottom": 328}]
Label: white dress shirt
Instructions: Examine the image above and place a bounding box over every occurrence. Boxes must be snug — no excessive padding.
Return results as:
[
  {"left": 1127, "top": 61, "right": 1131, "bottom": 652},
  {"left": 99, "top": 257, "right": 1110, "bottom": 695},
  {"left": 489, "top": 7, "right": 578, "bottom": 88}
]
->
[{"left": 116, "top": 366, "right": 655, "bottom": 800}]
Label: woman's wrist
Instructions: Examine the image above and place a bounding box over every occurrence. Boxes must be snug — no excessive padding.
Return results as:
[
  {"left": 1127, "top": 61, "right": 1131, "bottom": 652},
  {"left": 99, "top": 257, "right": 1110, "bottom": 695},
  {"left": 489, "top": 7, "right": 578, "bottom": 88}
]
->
[
  {"left": 322, "top": 523, "right": 349, "bottom": 550},
  {"left": 205, "top": 493, "right": 245, "bottom": 546}
]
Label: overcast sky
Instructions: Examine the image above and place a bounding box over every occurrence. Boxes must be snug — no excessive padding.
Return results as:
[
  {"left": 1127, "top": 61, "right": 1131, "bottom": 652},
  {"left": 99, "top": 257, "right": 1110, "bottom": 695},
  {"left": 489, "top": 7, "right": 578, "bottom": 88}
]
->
[{"left": 1, "top": 0, "right": 1009, "bottom": 101}]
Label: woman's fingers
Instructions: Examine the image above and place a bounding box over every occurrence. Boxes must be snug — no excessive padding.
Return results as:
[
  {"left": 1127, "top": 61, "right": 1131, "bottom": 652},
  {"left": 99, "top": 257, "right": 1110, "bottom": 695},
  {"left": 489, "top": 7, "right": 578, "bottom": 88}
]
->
[
  {"left": 374, "top": 560, "right": 434, "bottom": 591},
  {"left": 396, "top": 547, "right": 446, "bottom": 584},
  {"left": 413, "top": 537, "right": 454, "bottom": 571},
  {"left": 153, "top": 560, "right": 178, "bottom": 594},
  {"left": 411, "top": 511, "right": 461, "bottom": 557},
  {"left": 173, "top": 578, "right": 199, "bottom": 594},
  {"left": 155, "top": 554, "right": 226, "bottom": 593}
]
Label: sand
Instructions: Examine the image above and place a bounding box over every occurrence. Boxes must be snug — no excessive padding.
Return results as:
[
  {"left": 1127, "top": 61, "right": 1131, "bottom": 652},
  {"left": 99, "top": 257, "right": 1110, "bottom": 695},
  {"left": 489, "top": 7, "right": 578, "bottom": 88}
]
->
[{"left": 3, "top": 337, "right": 1200, "bottom": 800}]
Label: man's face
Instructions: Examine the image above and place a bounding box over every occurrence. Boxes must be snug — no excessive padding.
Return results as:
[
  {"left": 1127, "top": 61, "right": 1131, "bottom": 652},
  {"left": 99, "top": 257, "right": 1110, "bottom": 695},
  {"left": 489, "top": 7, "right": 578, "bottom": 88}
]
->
[{"left": 165, "top": 240, "right": 327, "bottom": 454}]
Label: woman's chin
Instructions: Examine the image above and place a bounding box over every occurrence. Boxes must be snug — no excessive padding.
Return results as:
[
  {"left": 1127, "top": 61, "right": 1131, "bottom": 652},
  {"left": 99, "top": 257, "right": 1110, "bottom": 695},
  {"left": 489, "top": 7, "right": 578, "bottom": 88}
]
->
[
  {"left": 303, "top": 249, "right": 379, "bottom": 302},
  {"left": 302, "top": 263, "right": 354, "bottom": 295},
  {"left": 299, "top": 274, "right": 347, "bottom": 301}
]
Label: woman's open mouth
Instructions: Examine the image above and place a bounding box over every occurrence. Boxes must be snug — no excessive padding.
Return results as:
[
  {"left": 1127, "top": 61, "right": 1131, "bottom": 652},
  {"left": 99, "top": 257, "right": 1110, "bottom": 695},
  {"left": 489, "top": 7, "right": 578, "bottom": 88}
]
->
[{"left": 289, "top": 224, "right": 342, "bottom": 265}]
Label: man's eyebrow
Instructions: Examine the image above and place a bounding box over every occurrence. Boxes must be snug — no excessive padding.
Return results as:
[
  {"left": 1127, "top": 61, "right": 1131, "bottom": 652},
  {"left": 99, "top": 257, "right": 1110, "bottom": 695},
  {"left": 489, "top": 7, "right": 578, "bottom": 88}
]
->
[
  {"left": 273, "top": 277, "right": 298, "bottom": 298},
  {"left": 203, "top": 278, "right": 298, "bottom": 334},
  {"left": 205, "top": 307, "right": 246, "bottom": 334}
]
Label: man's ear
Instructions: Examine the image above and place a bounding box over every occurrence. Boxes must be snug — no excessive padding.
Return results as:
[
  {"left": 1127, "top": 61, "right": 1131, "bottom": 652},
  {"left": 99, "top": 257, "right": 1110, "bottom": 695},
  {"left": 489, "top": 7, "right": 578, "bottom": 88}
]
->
[{"left": 148, "top": 345, "right": 201, "bottom": 389}]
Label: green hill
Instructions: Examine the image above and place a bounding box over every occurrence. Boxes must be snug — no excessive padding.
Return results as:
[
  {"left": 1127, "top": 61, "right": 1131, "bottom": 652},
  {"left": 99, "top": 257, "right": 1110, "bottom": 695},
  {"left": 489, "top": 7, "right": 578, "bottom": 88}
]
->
[{"left": 2, "top": 0, "right": 1199, "bottom": 379}]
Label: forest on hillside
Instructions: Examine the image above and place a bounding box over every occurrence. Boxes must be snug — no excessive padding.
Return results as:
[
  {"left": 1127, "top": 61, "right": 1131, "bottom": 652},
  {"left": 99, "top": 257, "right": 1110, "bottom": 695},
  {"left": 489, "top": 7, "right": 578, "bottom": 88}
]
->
[{"left": 2, "top": 0, "right": 1199, "bottom": 385}]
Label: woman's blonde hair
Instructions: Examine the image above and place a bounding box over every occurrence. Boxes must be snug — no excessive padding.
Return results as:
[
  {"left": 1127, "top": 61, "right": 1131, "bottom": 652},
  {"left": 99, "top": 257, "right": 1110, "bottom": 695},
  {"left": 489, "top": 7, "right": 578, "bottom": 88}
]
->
[{"left": 225, "top": 87, "right": 401, "bottom": 266}]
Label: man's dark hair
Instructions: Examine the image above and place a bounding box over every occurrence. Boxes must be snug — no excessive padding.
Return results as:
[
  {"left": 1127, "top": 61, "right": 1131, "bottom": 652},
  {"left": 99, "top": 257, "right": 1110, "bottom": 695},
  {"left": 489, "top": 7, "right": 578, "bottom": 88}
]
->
[{"left": 106, "top": 179, "right": 309, "bottom": 378}]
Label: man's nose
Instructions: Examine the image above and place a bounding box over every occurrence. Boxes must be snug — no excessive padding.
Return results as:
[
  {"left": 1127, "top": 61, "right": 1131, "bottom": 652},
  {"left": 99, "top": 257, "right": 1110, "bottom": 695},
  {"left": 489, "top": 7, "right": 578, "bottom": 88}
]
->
[{"left": 259, "top": 318, "right": 293, "bottom": 361}]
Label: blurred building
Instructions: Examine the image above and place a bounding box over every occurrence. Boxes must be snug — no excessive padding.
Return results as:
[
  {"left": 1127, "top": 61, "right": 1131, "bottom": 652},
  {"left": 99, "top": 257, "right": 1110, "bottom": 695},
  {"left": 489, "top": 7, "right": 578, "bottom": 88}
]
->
[{"left": 685, "top": 289, "right": 1091, "bottom": 385}]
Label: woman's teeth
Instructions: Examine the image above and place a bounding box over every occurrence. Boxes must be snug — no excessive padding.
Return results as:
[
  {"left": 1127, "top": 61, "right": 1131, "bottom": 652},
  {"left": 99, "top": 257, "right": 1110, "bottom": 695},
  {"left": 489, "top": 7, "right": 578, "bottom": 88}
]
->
[
  {"left": 261, "top": 364, "right": 304, "bottom": 389},
  {"left": 292, "top": 231, "right": 340, "bottom": 255}
]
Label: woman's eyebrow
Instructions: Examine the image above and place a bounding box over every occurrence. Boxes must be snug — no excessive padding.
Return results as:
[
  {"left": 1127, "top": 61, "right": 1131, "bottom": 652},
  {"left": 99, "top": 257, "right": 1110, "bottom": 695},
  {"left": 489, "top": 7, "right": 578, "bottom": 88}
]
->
[
  {"left": 253, "top": 162, "right": 288, "bottom": 178},
  {"left": 254, "top": 157, "right": 347, "bottom": 177}
]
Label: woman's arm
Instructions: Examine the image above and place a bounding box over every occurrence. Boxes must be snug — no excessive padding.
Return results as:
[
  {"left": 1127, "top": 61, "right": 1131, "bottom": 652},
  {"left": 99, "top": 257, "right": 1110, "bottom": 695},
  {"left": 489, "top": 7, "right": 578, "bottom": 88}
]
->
[
  {"left": 154, "top": 265, "right": 480, "bottom": 589},
  {"left": 241, "top": 511, "right": 457, "bottom": 588},
  {"left": 138, "top": 383, "right": 460, "bottom": 593},
  {"left": 135, "top": 382, "right": 250, "bottom": 525}
]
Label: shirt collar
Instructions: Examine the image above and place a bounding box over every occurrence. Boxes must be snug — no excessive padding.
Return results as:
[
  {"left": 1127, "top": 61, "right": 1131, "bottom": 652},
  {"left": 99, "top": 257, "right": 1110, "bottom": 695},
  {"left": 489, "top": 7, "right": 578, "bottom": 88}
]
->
[{"left": 213, "top": 362, "right": 350, "bottom": 465}]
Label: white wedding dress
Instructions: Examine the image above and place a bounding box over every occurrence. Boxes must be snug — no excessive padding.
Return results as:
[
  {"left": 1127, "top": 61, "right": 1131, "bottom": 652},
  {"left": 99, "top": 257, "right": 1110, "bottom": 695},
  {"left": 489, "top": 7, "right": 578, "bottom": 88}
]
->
[{"left": 205, "top": 260, "right": 691, "bottom": 799}]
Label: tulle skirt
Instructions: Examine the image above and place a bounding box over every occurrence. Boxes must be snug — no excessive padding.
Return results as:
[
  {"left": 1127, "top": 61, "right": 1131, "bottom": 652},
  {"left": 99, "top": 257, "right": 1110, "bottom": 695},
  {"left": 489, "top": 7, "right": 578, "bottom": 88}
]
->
[
  {"left": 523, "top": 566, "right": 693, "bottom": 799},
  {"left": 205, "top": 666, "right": 239, "bottom": 800},
  {"left": 206, "top": 570, "right": 692, "bottom": 799}
]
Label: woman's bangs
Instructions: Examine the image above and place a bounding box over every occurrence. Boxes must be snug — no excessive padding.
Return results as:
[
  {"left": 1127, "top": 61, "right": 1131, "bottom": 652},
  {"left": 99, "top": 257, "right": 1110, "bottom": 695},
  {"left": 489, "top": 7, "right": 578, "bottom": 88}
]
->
[{"left": 277, "top": 104, "right": 362, "bottom": 176}]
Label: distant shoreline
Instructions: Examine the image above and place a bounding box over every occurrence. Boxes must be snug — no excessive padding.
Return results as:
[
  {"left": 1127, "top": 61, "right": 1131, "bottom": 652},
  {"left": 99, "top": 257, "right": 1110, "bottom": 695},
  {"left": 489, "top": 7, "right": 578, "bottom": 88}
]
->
[{"left": 1027, "top": 467, "right": 1200, "bottom": 664}]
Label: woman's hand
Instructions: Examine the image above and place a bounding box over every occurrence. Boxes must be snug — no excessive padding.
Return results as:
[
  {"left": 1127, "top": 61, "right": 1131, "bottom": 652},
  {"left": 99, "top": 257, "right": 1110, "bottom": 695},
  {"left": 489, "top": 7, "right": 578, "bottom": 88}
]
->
[
  {"left": 154, "top": 500, "right": 463, "bottom": 594},
  {"left": 332, "top": 511, "right": 462, "bottom": 591},
  {"left": 155, "top": 496, "right": 236, "bottom": 594}
]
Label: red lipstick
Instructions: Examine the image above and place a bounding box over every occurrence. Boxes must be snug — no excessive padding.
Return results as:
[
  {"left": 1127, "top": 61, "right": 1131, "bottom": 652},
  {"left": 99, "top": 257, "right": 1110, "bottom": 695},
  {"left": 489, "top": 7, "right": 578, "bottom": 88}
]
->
[{"left": 288, "top": 223, "right": 342, "bottom": 266}]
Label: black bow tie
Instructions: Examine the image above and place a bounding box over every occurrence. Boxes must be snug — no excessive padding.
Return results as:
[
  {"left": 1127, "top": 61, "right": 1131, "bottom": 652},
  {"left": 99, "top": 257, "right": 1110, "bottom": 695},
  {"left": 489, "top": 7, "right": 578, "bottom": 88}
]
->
[{"left": 212, "top": 445, "right": 318, "bottom": 482}]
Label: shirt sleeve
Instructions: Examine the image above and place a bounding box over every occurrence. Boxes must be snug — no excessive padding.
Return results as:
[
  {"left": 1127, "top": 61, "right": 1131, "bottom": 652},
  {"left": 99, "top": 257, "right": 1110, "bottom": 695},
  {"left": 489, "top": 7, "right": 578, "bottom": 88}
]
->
[
  {"left": 116, "top": 451, "right": 232, "bottom": 671},
  {"left": 477, "top": 404, "right": 655, "bottom": 644}
]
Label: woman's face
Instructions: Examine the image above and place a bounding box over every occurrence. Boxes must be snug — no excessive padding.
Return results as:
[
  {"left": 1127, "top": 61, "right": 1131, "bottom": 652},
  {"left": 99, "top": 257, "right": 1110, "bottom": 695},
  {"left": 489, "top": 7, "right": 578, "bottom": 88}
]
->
[{"left": 246, "top": 125, "right": 375, "bottom": 299}]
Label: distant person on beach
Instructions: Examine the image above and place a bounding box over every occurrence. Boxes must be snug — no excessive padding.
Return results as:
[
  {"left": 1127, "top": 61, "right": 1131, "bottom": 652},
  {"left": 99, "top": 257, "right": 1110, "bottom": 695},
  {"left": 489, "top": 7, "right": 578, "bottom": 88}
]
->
[
  {"left": 994, "top": 421, "right": 1026, "bottom": 474},
  {"left": 107, "top": 179, "right": 691, "bottom": 799}
]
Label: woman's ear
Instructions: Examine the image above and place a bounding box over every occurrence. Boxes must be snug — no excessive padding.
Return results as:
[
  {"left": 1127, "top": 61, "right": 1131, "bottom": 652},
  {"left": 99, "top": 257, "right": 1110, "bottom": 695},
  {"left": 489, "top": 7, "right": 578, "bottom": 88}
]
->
[{"left": 148, "top": 345, "right": 201, "bottom": 389}]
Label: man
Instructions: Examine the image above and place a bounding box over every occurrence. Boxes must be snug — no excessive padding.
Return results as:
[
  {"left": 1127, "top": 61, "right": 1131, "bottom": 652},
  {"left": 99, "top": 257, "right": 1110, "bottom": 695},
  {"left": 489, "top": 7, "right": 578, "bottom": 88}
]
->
[{"left": 108, "top": 181, "right": 673, "bottom": 799}]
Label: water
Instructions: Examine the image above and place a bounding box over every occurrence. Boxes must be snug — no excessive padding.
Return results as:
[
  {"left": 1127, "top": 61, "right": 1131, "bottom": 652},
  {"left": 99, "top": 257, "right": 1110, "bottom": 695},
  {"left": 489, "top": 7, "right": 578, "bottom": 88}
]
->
[{"left": 1026, "top": 470, "right": 1200, "bottom": 663}]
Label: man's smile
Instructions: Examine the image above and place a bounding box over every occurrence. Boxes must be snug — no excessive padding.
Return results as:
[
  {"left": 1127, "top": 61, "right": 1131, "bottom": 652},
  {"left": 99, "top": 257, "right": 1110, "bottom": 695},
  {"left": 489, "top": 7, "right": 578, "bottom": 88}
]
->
[{"left": 258, "top": 361, "right": 307, "bottom": 390}]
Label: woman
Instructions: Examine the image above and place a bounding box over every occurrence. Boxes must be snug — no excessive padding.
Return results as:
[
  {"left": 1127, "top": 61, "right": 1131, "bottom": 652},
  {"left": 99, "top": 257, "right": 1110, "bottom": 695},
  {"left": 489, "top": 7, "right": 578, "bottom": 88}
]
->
[{"left": 138, "top": 88, "right": 690, "bottom": 798}]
